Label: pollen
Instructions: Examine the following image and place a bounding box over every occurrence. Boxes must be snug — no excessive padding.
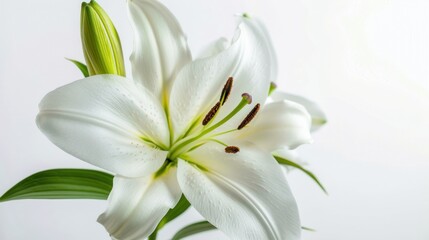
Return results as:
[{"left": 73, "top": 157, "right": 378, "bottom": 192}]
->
[
  {"left": 220, "top": 77, "right": 233, "bottom": 105},
  {"left": 225, "top": 146, "right": 240, "bottom": 153},
  {"left": 202, "top": 101, "right": 221, "bottom": 125},
  {"left": 237, "top": 103, "right": 260, "bottom": 130}
]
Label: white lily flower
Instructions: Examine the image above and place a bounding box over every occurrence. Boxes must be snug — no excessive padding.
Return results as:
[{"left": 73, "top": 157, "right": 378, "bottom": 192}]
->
[{"left": 36, "top": 0, "right": 313, "bottom": 239}]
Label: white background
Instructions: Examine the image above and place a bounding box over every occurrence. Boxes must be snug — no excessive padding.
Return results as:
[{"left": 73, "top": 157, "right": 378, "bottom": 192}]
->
[{"left": 1, "top": 0, "right": 429, "bottom": 239}]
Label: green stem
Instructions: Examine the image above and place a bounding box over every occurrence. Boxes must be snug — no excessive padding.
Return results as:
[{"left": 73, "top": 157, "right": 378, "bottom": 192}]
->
[{"left": 148, "top": 230, "right": 158, "bottom": 240}]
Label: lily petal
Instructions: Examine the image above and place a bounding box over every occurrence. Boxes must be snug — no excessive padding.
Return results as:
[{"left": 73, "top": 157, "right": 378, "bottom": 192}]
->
[
  {"left": 169, "top": 17, "right": 274, "bottom": 139},
  {"left": 177, "top": 143, "right": 301, "bottom": 240},
  {"left": 197, "top": 37, "right": 229, "bottom": 59},
  {"left": 270, "top": 91, "right": 327, "bottom": 132},
  {"left": 98, "top": 168, "right": 181, "bottom": 240},
  {"left": 127, "top": 0, "right": 192, "bottom": 101},
  {"left": 235, "top": 99, "right": 312, "bottom": 151},
  {"left": 36, "top": 75, "right": 169, "bottom": 177},
  {"left": 248, "top": 16, "right": 278, "bottom": 83}
]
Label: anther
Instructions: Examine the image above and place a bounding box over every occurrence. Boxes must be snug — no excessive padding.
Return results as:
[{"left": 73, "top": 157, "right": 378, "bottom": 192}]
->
[
  {"left": 220, "top": 77, "right": 233, "bottom": 105},
  {"left": 202, "top": 101, "right": 221, "bottom": 125},
  {"left": 225, "top": 146, "right": 240, "bottom": 153},
  {"left": 237, "top": 103, "right": 260, "bottom": 130},
  {"left": 241, "top": 93, "right": 252, "bottom": 104}
]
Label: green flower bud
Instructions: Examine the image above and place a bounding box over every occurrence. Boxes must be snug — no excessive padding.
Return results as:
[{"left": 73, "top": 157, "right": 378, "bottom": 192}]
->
[{"left": 81, "top": 0, "right": 125, "bottom": 76}]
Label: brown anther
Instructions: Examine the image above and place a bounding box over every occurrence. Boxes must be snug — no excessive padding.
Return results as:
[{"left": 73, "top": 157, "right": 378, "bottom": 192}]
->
[
  {"left": 225, "top": 146, "right": 240, "bottom": 153},
  {"left": 220, "top": 77, "right": 233, "bottom": 105},
  {"left": 237, "top": 103, "right": 260, "bottom": 130},
  {"left": 202, "top": 101, "right": 221, "bottom": 125}
]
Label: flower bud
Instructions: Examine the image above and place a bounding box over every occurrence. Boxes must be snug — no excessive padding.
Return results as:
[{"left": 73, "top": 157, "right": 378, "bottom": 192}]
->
[{"left": 81, "top": 0, "right": 125, "bottom": 76}]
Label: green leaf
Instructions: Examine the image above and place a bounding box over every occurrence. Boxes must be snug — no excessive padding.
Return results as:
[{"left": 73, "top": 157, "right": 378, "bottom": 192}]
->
[
  {"left": 149, "top": 195, "right": 191, "bottom": 240},
  {"left": 66, "top": 58, "right": 89, "bottom": 77},
  {"left": 0, "top": 169, "right": 113, "bottom": 202},
  {"left": 274, "top": 155, "right": 328, "bottom": 194},
  {"left": 172, "top": 221, "right": 216, "bottom": 240}
]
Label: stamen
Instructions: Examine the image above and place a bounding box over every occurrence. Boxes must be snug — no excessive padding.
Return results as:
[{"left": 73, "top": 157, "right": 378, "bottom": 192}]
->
[
  {"left": 268, "top": 82, "right": 277, "bottom": 95},
  {"left": 202, "top": 101, "right": 221, "bottom": 125},
  {"left": 220, "top": 77, "right": 233, "bottom": 105},
  {"left": 238, "top": 103, "right": 260, "bottom": 130},
  {"left": 225, "top": 146, "right": 240, "bottom": 153},
  {"left": 168, "top": 94, "right": 253, "bottom": 160}
]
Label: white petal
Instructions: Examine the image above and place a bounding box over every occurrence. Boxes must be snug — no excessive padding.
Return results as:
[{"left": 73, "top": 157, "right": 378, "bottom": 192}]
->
[
  {"left": 197, "top": 37, "right": 229, "bottom": 59},
  {"left": 127, "top": 0, "right": 191, "bottom": 101},
  {"left": 270, "top": 91, "right": 327, "bottom": 132},
  {"left": 237, "top": 100, "right": 312, "bottom": 151},
  {"left": 177, "top": 143, "right": 301, "bottom": 240},
  {"left": 169, "top": 17, "right": 275, "bottom": 139},
  {"left": 36, "top": 75, "right": 169, "bottom": 177},
  {"left": 249, "top": 16, "right": 278, "bottom": 83},
  {"left": 98, "top": 169, "right": 181, "bottom": 240}
]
